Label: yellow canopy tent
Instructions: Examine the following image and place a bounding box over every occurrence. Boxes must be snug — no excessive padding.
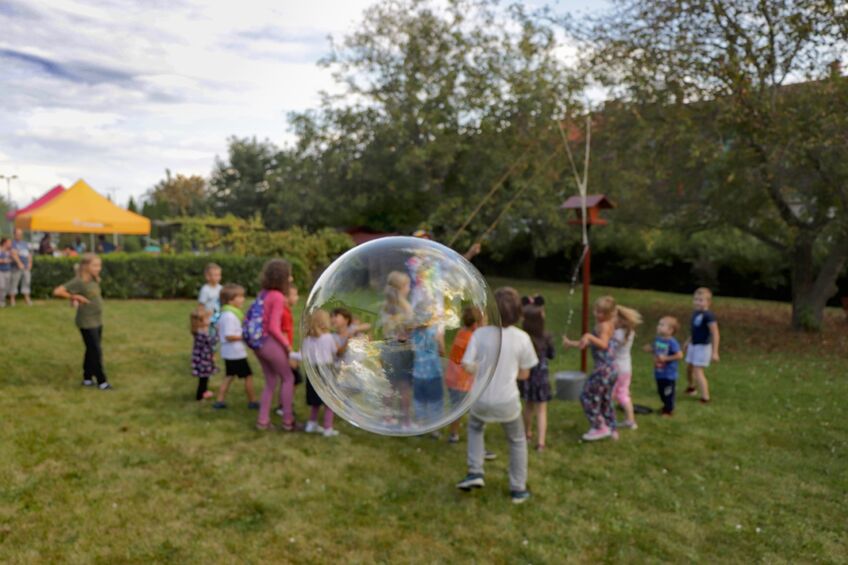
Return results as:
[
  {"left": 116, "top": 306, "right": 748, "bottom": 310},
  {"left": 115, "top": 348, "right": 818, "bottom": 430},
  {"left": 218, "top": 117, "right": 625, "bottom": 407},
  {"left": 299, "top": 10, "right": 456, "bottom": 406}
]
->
[{"left": 15, "top": 179, "right": 150, "bottom": 235}]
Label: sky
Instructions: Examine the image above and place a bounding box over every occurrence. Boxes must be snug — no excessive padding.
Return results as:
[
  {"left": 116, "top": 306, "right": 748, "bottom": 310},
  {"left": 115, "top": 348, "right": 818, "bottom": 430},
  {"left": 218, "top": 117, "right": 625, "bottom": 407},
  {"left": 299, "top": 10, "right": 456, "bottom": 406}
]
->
[{"left": 0, "top": 0, "right": 604, "bottom": 208}]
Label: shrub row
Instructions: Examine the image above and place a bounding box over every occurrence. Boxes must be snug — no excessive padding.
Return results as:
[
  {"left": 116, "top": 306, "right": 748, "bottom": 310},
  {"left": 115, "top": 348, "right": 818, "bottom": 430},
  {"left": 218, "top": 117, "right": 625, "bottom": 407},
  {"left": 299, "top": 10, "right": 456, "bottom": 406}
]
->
[{"left": 29, "top": 254, "right": 304, "bottom": 299}]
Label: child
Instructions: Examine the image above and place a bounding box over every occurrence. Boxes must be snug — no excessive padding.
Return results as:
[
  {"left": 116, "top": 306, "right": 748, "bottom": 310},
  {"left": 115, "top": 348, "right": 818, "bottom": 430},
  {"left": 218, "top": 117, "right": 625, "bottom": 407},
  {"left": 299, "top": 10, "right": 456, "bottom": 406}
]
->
[
  {"left": 53, "top": 253, "right": 112, "bottom": 390},
  {"left": 456, "top": 287, "right": 538, "bottom": 504},
  {"left": 563, "top": 296, "right": 619, "bottom": 441},
  {"left": 645, "top": 316, "right": 683, "bottom": 416},
  {"left": 379, "top": 272, "right": 414, "bottom": 428},
  {"left": 277, "top": 284, "right": 303, "bottom": 419},
  {"left": 612, "top": 306, "right": 643, "bottom": 430},
  {"left": 444, "top": 305, "right": 482, "bottom": 443},
  {"left": 190, "top": 305, "right": 216, "bottom": 400},
  {"left": 214, "top": 284, "right": 258, "bottom": 410},
  {"left": 302, "top": 309, "right": 340, "bottom": 437},
  {"left": 198, "top": 263, "right": 222, "bottom": 314},
  {"left": 519, "top": 300, "right": 555, "bottom": 451},
  {"left": 685, "top": 287, "right": 720, "bottom": 403}
]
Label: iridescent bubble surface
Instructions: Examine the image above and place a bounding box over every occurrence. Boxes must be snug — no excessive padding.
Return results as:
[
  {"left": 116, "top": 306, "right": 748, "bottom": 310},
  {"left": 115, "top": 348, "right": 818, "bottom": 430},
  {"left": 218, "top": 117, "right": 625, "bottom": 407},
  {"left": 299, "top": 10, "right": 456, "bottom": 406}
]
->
[{"left": 300, "top": 237, "right": 501, "bottom": 436}]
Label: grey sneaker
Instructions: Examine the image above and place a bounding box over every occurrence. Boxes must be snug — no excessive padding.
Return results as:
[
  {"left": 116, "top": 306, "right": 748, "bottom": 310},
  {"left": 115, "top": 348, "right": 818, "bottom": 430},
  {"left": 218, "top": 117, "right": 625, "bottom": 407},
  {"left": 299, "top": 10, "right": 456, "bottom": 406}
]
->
[
  {"left": 511, "top": 490, "right": 531, "bottom": 504},
  {"left": 81, "top": 379, "right": 95, "bottom": 387},
  {"left": 484, "top": 451, "right": 497, "bottom": 461},
  {"left": 456, "top": 473, "right": 485, "bottom": 491},
  {"left": 98, "top": 382, "right": 113, "bottom": 391}
]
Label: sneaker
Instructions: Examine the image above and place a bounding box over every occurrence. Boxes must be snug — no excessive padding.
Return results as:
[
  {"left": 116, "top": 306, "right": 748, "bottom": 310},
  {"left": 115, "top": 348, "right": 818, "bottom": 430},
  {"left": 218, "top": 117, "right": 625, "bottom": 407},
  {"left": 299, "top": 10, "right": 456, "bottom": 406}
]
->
[
  {"left": 430, "top": 431, "right": 441, "bottom": 440},
  {"left": 98, "top": 382, "right": 113, "bottom": 391},
  {"left": 510, "top": 490, "right": 531, "bottom": 504},
  {"left": 448, "top": 433, "right": 460, "bottom": 444},
  {"left": 581, "top": 427, "right": 611, "bottom": 441},
  {"left": 685, "top": 387, "right": 697, "bottom": 396},
  {"left": 322, "top": 428, "right": 340, "bottom": 438},
  {"left": 247, "top": 402, "right": 260, "bottom": 410},
  {"left": 275, "top": 406, "right": 284, "bottom": 417},
  {"left": 699, "top": 398, "right": 711, "bottom": 404},
  {"left": 202, "top": 391, "right": 214, "bottom": 400},
  {"left": 620, "top": 420, "right": 638, "bottom": 430},
  {"left": 81, "top": 379, "right": 95, "bottom": 387},
  {"left": 661, "top": 411, "right": 674, "bottom": 418},
  {"left": 213, "top": 401, "right": 227, "bottom": 410},
  {"left": 484, "top": 451, "right": 497, "bottom": 461},
  {"left": 456, "top": 473, "right": 485, "bottom": 491},
  {"left": 611, "top": 430, "right": 620, "bottom": 441},
  {"left": 305, "top": 421, "right": 324, "bottom": 434}
]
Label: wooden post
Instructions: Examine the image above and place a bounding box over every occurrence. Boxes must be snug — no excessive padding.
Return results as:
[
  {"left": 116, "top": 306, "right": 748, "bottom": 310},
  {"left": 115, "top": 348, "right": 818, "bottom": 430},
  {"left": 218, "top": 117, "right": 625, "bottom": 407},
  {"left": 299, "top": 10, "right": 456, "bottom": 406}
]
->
[{"left": 581, "top": 243, "right": 590, "bottom": 372}]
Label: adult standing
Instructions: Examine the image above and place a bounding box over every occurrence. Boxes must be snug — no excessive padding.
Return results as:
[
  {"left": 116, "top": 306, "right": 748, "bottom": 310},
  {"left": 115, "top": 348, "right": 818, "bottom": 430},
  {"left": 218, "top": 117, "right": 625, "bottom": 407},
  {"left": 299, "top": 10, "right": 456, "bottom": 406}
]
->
[
  {"left": 254, "top": 259, "right": 298, "bottom": 431},
  {"left": 38, "top": 234, "right": 54, "bottom": 256},
  {"left": 10, "top": 228, "right": 32, "bottom": 306}
]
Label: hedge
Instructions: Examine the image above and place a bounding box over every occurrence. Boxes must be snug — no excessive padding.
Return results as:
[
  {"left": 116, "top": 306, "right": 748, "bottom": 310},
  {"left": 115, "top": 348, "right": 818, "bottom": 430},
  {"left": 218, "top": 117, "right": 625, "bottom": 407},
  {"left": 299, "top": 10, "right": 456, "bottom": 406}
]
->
[{"left": 29, "top": 253, "right": 308, "bottom": 299}]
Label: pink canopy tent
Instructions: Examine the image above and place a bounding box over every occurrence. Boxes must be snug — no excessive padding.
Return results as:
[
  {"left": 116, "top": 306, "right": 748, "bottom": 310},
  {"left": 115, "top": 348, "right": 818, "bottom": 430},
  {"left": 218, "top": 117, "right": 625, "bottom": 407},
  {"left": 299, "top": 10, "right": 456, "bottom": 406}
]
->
[{"left": 5, "top": 185, "right": 66, "bottom": 221}]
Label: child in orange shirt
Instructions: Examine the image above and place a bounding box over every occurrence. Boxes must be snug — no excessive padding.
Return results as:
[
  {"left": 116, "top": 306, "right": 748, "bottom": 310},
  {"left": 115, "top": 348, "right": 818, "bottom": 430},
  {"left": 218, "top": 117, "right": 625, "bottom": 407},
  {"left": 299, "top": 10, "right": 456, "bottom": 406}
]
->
[{"left": 445, "top": 305, "right": 483, "bottom": 443}]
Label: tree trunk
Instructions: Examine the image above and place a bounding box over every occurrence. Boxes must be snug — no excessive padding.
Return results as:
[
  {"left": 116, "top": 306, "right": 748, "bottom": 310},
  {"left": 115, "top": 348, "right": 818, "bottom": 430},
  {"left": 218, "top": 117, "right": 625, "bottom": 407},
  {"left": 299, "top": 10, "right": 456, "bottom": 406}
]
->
[{"left": 789, "top": 234, "right": 848, "bottom": 331}]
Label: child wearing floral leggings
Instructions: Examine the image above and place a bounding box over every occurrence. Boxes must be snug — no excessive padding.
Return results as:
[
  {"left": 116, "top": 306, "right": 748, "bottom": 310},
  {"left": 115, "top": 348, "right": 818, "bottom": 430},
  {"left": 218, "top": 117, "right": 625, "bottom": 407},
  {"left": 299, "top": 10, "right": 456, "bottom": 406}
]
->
[{"left": 563, "top": 296, "right": 619, "bottom": 442}]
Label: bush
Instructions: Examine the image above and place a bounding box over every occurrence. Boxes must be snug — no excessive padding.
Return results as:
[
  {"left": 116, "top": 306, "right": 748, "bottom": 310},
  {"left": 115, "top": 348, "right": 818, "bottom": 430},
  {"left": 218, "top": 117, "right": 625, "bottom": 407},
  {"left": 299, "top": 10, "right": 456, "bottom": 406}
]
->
[{"left": 30, "top": 253, "right": 307, "bottom": 299}]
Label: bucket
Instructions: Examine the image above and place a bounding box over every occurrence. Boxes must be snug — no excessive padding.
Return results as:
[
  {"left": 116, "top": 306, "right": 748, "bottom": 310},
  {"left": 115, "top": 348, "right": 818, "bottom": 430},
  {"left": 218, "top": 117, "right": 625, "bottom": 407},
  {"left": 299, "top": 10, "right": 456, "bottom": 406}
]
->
[{"left": 554, "top": 371, "right": 586, "bottom": 401}]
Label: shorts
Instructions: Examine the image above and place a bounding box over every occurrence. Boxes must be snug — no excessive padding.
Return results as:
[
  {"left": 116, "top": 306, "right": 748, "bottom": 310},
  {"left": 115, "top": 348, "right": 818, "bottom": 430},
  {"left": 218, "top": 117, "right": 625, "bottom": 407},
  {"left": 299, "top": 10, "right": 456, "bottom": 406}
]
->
[
  {"left": 448, "top": 388, "right": 467, "bottom": 408},
  {"left": 382, "top": 342, "right": 414, "bottom": 387},
  {"left": 10, "top": 270, "right": 31, "bottom": 295},
  {"left": 685, "top": 344, "right": 712, "bottom": 368},
  {"left": 413, "top": 377, "right": 444, "bottom": 404},
  {"left": 224, "top": 358, "right": 253, "bottom": 379}
]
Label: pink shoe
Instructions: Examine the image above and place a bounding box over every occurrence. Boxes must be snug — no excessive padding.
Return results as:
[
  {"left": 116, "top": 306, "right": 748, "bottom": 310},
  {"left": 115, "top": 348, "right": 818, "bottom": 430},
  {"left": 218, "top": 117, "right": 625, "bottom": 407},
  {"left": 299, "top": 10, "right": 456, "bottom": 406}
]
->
[
  {"left": 611, "top": 430, "right": 620, "bottom": 441},
  {"left": 582, "top": 427, "right": 611, "bottom": 442},
  {"left": 202, "top": 391, "right": 214, "bottom": 400}
]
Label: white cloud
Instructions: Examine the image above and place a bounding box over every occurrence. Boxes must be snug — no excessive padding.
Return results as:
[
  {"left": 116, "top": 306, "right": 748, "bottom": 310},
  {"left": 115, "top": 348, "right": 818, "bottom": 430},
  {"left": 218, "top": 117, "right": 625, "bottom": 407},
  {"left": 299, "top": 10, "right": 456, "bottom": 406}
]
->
[{"left": 0, "top": 0, "right": 604, "bottom": 209}]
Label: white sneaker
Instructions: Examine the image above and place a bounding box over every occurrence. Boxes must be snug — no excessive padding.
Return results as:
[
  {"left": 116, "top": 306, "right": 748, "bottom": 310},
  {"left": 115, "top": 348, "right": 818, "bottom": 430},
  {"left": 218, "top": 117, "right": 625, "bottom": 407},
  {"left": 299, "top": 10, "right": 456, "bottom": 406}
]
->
[
  {"left": 81, "top": 379, "right": 95, "bottom": 387},
  {"left": 304, "top": 421, "right": 324, "bottom": 434},
  {"left": 323, "top": 428, "right": 340, "bottom": 437},
  {"left": 275, "top": 407, "right": 284, "bottom": 417}
]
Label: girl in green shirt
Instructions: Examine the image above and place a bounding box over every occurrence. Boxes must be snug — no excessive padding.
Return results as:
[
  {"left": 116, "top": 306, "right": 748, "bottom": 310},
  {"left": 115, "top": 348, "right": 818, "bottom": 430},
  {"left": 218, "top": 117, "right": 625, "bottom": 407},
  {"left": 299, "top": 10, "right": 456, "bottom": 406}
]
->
[{"left": 53, "top": 253, "right": 112, "bottom": 390}]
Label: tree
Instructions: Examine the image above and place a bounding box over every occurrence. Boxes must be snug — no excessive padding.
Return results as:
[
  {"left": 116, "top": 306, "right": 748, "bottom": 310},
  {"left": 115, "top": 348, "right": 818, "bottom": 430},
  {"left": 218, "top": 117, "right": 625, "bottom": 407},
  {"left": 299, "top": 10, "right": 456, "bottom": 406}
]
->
[
  {"left": 577, "top": 0, "right": 848, "bottom": 330},
  {"left": 127, "top": 196, "right": 139, "bottom": 214},
  {"left": 144, "top": 170, "right": 210, "bottom": 219}
]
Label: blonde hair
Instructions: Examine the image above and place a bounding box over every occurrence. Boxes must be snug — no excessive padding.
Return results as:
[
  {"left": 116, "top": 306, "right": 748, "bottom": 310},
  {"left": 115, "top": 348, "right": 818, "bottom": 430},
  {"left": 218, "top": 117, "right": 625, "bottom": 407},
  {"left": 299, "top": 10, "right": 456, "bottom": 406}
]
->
[
  {"left": 204, "top": 263, "right": 221, "bottom": 275},
  {"left": 383, "top": 271, "right": 412, "bottom": 316},
  {"left": 190, "top": 305, "right": 211, "bottom": 334},
  {"left": 595, "top": 295, "right": 617, "bottom": 317},
  {"left": 307, "top": 309, "right": 331, "bottom": 338},
  {"left": 694, "top": 287, "right": 713, "bottom": 300},
  {"left": 616, "top": 305, "right": 643, "bottom": 338},
  {"left": 78, "top": 253, "right": 101, "bottom": 282},
  {"left": 661, "top": 315, "right": 680, "bottom": 334}
]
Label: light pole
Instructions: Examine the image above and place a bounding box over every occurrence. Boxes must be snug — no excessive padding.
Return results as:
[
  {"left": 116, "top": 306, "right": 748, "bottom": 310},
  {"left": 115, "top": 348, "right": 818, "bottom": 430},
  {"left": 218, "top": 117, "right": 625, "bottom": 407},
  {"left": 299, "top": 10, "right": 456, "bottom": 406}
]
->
[{"left": 0, "top": 174, "right": 18, "bottom": 205}]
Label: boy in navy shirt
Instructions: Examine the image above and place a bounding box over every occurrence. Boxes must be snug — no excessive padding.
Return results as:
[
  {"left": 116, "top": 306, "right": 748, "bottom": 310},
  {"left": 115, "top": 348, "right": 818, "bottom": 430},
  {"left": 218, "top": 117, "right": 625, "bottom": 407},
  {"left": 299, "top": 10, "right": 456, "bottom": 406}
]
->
[
  {"left": 645, "top": 316, "right": 683, "bottom": 416},
  {"left": 684, "top": 287, "right": 720, "bottom": 403}
]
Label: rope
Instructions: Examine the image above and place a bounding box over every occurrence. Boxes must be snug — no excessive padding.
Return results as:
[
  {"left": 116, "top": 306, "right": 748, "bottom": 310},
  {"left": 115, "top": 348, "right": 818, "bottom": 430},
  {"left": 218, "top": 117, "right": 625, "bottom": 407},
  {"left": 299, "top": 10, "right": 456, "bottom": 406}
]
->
[
  {"left": 474, "top": 150, "right": 562, "bottom": 244},
  {"left": 557, "top": 115, "right": 593, "bottom": 334},
  {"left": 447, "top": 144, "right": 534, "bottom": 247}
]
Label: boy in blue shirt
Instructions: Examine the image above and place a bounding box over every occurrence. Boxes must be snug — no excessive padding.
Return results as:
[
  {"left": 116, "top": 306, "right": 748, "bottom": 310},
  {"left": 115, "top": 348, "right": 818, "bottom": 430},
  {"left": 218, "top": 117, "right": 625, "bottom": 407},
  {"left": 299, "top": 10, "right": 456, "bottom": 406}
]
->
[{"left": 645, "top": 316, "right": 684, "bottom": 416}]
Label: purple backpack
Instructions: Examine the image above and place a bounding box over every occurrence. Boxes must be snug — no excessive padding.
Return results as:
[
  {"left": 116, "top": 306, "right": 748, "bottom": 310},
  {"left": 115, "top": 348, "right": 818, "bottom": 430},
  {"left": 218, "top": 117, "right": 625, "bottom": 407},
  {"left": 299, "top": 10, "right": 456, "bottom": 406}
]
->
[{"left": 242, "top": 291, "right": 267, "bottom": 350}]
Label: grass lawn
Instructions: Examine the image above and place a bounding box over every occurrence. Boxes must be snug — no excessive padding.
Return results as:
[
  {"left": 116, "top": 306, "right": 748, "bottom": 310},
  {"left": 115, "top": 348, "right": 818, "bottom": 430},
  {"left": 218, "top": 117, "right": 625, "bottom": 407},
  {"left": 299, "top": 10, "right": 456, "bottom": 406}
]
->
[{"left": 1, "top": 279, "right": 846, "bottom": 563}]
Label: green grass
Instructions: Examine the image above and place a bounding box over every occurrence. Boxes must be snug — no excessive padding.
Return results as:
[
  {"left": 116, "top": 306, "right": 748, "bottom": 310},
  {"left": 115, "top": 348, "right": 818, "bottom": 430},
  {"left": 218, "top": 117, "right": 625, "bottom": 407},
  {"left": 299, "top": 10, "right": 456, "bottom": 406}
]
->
[{"left": 1, "top": 280, "right": 847, "bottom": 563}]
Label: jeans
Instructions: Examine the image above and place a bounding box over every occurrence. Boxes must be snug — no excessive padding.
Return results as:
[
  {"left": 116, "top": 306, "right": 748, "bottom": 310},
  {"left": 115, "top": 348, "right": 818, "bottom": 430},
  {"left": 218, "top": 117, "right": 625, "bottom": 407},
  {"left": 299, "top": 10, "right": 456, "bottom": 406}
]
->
[{"left": 467, "top": 414, "right": 527, "bottom": 492}]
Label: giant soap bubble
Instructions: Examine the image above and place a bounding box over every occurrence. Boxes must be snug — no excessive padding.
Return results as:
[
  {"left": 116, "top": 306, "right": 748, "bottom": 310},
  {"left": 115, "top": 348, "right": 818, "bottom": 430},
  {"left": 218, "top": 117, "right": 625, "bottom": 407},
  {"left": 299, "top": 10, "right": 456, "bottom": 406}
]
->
[{"left": 300, "top": 237, "right": 501, "bottom": 436}]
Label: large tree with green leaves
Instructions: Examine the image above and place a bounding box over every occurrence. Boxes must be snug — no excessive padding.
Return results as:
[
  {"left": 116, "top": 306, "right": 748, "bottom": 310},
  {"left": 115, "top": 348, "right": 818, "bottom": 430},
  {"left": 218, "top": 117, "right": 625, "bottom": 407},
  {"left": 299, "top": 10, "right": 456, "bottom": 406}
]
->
[
  {"left": 576, "top": 0, "right": 848, "bottom": 329},
  {"left": 214, "top": 0, "right": 583, "bottom": 253}
]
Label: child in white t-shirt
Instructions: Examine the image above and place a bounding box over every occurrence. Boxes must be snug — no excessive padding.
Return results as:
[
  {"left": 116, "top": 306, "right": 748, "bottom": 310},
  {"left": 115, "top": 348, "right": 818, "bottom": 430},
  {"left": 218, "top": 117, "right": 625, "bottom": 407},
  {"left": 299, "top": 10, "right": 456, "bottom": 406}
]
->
[
  {"left": 198, "top": 263, "right": 222, "bottom": 314},
  {"left": 302, "top": 309, "right": 341, "bottom": 437},
  {"left": 457, "top": 287, "right": 538, "bottom": 505},
  {"left": 611, "top": 306, "right": 642, "bottom": 430},
  {"left": 213, "top": 284, "right": 258, "bottom": 410}
]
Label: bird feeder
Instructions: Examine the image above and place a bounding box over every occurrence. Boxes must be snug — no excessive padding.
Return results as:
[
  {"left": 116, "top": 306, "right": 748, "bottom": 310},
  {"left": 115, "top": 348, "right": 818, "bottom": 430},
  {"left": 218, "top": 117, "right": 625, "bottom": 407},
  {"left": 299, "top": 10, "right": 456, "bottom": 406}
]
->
[{"left": 561, "top": 194, "right": 616, "bottom": 371}]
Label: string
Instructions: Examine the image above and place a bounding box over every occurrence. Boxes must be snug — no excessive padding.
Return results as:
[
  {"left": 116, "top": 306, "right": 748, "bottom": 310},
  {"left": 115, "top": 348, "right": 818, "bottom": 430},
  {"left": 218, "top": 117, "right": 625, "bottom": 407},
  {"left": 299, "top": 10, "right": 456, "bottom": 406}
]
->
[{"left": 447, "top": 144, "right": 534, "bottom": 247}]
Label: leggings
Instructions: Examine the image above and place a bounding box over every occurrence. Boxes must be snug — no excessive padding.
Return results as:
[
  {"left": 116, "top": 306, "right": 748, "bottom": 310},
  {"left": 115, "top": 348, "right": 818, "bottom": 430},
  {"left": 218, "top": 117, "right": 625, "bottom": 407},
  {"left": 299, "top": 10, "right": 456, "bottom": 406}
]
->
[
  {"left": 256, "top": 338, "right": 295, "bottom": 427},
  {"left": 80, "top": 327, "right": 107, "bottom": 385},
  {"left": 196, "top": 377, "right": 209, "bottom": 400},
  {"left": 580, "top": 367, "right": 618, "bottom": 431}
]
